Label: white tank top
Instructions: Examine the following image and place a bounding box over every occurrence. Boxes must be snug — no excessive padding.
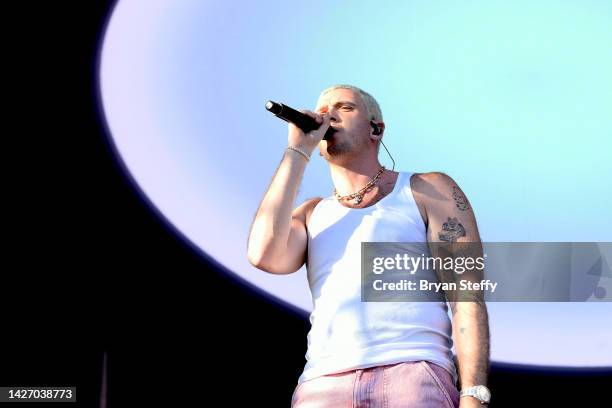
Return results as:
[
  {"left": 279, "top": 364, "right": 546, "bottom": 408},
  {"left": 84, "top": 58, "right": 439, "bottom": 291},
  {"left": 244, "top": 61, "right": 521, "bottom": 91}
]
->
[{"left": 298, "top": 171, "right": 458, "bottom": 385}]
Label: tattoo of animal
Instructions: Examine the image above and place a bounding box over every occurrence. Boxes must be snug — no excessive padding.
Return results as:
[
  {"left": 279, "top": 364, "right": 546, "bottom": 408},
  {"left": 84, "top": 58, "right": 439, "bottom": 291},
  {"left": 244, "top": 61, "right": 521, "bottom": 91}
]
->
[{"left": 438, "top": 217, "right": 466, "bottom": 242}]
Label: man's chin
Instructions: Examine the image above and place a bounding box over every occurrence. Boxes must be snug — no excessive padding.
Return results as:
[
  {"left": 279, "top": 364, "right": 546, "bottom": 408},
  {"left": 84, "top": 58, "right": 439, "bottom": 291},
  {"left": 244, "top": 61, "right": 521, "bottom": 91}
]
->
[
  {"left": 319, "top": 145, "right": 335, "bottom": 161},
  {"left": 323, "top": 145, "right": 350, "bottom": 160}
]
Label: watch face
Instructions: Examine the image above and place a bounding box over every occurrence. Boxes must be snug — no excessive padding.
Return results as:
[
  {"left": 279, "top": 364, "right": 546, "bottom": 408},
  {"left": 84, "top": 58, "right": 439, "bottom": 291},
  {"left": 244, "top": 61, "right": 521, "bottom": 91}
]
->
[{"left": 476, "top": 386, "right": 491, "bottom": 402}]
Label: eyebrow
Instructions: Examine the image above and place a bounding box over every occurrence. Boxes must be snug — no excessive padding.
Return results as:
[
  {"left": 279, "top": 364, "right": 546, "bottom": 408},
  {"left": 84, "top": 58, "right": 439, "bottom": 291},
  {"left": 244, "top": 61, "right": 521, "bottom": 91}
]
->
[{"left": 316, "top": 101, "right": 357, "bottom": 112}]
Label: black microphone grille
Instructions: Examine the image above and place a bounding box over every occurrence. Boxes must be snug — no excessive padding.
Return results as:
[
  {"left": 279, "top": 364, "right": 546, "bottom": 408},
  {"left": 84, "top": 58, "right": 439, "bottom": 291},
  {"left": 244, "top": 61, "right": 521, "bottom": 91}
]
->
[{"left": 265, "top": 100, "right": 282, "bottom": 115}]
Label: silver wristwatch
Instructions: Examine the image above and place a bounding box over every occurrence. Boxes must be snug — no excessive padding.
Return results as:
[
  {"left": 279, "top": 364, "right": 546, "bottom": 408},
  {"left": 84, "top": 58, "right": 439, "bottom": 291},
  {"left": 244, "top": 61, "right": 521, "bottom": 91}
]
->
[{"left": 459, "top": 385, "right": 491, "bottom": 404}]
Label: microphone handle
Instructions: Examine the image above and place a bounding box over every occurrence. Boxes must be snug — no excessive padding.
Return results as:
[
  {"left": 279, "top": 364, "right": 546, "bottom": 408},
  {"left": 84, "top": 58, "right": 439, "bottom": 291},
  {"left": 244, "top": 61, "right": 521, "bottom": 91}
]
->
[{"left": 265, "top": 100, "right": 335, "bottom": 140}]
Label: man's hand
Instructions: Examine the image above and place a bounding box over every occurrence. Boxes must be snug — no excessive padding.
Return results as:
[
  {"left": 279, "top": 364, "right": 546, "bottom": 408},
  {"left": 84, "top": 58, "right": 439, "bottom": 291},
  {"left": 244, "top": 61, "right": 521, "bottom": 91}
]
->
[{"left": 287, "top": 110, "right": 330, "bottom": 155}]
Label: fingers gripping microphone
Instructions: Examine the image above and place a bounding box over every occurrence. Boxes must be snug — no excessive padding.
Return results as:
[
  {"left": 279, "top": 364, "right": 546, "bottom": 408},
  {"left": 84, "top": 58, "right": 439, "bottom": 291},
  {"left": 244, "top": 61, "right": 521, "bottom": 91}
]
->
[{"left": 265, "top": 100, "right": 336, "bottom": 140}]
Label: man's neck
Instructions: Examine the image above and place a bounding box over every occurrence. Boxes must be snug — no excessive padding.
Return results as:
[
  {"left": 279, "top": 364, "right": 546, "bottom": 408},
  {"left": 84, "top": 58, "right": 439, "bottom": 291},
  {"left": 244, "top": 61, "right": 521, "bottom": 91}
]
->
[{"left": 328, "top": 158, "right": 386, "bottom": 196}]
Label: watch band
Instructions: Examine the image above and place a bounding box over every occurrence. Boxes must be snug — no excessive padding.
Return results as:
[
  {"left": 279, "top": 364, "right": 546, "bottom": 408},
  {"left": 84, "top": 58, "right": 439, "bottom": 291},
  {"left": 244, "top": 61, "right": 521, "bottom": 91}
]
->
[{"left": 459, "top": 385, "right": 491, "bottom": 404}]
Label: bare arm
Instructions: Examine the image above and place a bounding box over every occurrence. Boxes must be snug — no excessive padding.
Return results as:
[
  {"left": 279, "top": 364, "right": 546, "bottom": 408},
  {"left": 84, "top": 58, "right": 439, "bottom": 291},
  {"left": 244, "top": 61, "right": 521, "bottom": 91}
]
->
[
  {"left": 247, "top": 111, "right": 330, "bottom": 274},
  {"left": 415, "top": 172, "right": 490, "bottom": 403},
  {"left": 247, "top": 151, "right": 311, "bottom": 274}
]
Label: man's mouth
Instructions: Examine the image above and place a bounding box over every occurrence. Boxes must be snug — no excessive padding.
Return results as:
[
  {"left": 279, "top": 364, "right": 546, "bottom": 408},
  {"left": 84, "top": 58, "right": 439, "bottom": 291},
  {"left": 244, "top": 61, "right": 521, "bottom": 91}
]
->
[
  {"left": 323, "top": 126, "right": 338, "bottom": 140},
  {"left": 329, "top": 126, "right": 342, "bottom": 135}
]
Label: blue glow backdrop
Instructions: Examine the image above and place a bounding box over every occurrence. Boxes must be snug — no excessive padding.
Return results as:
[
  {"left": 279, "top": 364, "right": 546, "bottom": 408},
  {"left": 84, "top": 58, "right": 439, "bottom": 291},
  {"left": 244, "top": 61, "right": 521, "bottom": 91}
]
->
[{"left": 99, "top": 0, "right": 612, "bottom": 366}]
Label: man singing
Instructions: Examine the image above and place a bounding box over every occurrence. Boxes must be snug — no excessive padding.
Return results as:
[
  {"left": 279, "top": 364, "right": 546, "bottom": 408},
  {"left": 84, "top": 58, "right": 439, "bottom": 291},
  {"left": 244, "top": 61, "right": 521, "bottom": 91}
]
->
[{"left": 248, "top": 85, "right": 490, "bottom": 407}]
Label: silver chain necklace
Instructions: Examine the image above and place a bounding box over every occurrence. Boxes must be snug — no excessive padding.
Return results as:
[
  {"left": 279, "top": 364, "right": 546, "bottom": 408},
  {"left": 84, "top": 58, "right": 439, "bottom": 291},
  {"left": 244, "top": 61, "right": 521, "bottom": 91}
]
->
[{"left": 333, "top": 166, "right": 386, "bottom": 205}]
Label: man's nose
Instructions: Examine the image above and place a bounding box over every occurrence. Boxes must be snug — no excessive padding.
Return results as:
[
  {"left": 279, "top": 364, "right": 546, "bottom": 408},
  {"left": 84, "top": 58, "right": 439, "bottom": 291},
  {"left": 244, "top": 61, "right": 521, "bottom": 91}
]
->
[{"left": 327, "top": 107, "right": 339, "bottom": 122}]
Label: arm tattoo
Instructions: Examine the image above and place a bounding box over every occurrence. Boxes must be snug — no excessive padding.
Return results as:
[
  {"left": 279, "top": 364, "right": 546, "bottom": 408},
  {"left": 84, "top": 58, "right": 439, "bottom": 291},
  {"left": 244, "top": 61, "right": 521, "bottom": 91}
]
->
[
  {"left": 438, "top": 217, "right": 466, "bottom": 242},
  {"left": 452, "top": 186, "right": 471, "bottom": 211}
]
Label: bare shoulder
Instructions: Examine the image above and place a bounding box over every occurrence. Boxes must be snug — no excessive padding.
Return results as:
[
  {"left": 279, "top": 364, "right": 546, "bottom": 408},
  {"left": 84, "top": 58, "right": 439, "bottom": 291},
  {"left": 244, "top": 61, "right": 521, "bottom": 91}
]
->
[
  {"left": 410, "top": 172, "right": 464, "bottom": 225},
  {"left": 293, "top": 197, "right": 324, "bottom": 226},
  {"left": 410, "top": 171, "right": 456, "bottom": 194}
]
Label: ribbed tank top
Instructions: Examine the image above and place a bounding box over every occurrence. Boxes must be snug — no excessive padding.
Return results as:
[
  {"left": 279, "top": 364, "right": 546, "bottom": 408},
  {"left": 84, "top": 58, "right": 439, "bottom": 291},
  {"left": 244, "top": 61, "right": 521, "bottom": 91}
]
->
[{"left": 298, "top": 171, "right": 458, "bottom": 385}]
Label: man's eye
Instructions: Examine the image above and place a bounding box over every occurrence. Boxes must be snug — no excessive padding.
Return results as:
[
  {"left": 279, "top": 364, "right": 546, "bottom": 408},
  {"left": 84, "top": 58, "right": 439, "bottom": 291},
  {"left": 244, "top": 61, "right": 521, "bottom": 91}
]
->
[{"left": 342, "top": 106, "right": 353, "bottom": 110}]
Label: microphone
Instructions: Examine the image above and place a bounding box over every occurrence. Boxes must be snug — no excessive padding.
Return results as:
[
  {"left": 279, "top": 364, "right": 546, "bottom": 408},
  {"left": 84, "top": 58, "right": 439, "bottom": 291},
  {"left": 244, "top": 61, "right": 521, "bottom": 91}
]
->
[{"left": 265, "top": 100, "right": 335, "bottom": 140}]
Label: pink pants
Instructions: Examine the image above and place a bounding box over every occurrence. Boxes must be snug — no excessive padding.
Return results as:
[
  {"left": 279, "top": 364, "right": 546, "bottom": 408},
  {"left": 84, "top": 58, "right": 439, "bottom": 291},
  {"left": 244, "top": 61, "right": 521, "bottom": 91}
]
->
[{"left": 291, "top": 361, "right": 460, "bottom": 408}]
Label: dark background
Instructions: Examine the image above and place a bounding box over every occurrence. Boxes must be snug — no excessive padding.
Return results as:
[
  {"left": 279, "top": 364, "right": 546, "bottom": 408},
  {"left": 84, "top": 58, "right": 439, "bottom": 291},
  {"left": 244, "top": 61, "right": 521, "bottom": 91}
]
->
[{"left": 3, "top": 1, "right": 610, "bottom": 406}]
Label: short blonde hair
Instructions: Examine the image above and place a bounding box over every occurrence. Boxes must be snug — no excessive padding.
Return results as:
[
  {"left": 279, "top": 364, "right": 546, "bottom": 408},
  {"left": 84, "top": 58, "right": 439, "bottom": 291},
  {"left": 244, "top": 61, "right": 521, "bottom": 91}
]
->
[{"left": 319, "top": 84, "right": 383, "bottom": 122}]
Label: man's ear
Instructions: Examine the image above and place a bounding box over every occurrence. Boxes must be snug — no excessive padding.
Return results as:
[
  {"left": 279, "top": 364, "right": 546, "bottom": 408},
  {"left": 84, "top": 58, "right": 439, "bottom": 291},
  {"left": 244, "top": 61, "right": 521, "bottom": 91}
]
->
[
  {"left": 377, "top": 122, "right": 385, "bottom": 137},
  {"left": 370, "top": 121, "right": 385, "bottom": 138}
]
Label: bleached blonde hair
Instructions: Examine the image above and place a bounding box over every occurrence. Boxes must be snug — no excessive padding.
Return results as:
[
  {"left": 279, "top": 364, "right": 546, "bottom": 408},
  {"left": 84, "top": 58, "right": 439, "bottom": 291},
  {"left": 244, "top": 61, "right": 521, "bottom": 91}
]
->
[{"left": 318, "top": 84, "right": 383, "bottom": 122}]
